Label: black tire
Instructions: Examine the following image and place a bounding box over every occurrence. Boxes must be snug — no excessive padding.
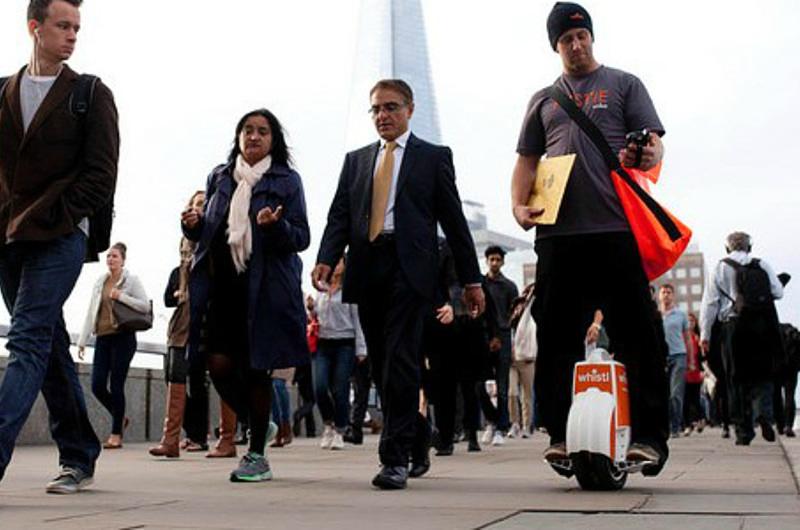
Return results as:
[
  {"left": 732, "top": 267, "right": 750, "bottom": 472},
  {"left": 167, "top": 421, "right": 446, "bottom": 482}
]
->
[
  {"left": 571, "top": 452, "right": 627, "bottom": 491},
  {"left": 549, "top": 463, "right": 574, "bottom": 479}
]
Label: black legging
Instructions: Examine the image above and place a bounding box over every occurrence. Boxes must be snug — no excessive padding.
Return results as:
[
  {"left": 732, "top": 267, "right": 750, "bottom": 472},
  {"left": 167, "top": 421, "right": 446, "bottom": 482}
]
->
[
  {"left": 91, "top": 332, "right": 136, "bottom": 434},
  {"left": 207, "top": 353, "right": 271, "bottom": 455}
]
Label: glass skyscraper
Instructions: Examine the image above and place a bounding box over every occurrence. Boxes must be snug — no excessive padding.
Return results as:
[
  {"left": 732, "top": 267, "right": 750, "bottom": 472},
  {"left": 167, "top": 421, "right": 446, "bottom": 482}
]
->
[{"left": 345, "top": 0, "right": 441, "bottom": 149}]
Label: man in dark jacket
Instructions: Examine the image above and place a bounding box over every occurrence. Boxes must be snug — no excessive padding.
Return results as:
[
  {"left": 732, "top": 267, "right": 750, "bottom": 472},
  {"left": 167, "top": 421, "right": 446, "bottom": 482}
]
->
[
  {"left": 0, "top": 0, "right": 118, "bottom": 494},
  {"left": 313, "top": 79, "right": 484, "bottom": 490}
]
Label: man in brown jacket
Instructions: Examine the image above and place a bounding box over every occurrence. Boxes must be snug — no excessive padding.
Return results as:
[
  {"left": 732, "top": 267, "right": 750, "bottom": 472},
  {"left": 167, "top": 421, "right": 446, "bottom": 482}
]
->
[{"left": 0, "top": 0, "right": 118, "bottom": 494}]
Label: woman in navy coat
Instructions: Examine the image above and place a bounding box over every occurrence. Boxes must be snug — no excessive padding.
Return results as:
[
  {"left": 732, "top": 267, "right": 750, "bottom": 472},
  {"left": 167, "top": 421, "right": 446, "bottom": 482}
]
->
[{"left": 181, "top": 108, "right": 310, "bottom": 482}]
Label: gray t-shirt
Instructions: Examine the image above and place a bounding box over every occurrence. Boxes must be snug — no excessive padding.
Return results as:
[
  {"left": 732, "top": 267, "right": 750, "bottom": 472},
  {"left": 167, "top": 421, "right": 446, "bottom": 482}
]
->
[
  {"left": 516, "top": 66, "right": 664, "bottom": 239},
  {"left": 20, "top": 70, "right": 59, "bottom": 132}
]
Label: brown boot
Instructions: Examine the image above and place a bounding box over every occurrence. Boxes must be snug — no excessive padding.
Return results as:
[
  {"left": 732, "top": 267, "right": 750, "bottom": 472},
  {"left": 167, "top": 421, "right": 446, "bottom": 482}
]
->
[
  {"left": 281, "top": 421, "right": 292, "bottom": 446},
  {"left": 206, "top": 400, "right": 237, "bottom": 458},
  {"left": 149, "top": 383, "right": 186, "bottom": 458},
  {"left": 270, "top": 422, "right": 286, "bottom": 448}
]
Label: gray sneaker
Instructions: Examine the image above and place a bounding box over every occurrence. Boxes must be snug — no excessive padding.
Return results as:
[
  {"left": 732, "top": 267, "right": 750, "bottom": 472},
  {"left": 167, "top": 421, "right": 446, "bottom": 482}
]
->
[
  {"left": 229, "top": 452, "right": 273, "bottom": 482},
  {"left": 46, "top": 467, "right": 94, "bottom": 494}
]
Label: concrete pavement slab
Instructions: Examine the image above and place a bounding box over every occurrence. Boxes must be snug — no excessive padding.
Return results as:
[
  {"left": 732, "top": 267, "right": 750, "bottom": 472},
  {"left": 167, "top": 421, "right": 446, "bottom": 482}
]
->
[{"left": 0, "top": 428, "right": 798, "bottom": 529}]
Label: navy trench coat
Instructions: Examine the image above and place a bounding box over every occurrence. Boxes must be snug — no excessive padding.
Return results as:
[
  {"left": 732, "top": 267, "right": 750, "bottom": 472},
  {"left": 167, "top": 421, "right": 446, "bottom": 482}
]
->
[{"left": 184, "top": 161, "right": 310, "bottom": 371}]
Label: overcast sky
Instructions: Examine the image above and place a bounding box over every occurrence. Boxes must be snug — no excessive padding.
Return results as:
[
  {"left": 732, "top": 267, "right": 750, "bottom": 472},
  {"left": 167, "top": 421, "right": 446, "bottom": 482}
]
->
[{"left": 1, "top": 0, "right": 798, "bottom": 352}]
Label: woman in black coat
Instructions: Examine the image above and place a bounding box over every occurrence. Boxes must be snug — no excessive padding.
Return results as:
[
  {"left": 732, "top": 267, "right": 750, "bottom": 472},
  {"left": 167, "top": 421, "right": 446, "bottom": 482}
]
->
[{"left": 182, "top": 109, "right": 310, "bottom": 482}]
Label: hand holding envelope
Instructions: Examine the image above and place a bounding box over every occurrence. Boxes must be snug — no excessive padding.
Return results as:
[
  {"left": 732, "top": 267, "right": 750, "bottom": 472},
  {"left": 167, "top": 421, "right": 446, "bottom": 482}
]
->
[{"left": 526, "top": 154, "right": 575, "bottom": 225}]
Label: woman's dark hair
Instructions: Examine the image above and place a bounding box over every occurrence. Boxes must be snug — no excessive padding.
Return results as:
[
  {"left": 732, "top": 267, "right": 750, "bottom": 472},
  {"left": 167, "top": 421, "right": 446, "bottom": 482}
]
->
[
  {"left": 228, "top": 108, "right": 292, "bottom": 167},
  {"left": 185, "top": 189, "right": 205, "bottom": 210},
  {"left": 688, "top": 312, "right": 700, "bottom": 336},
  {"left": 110, "top": 241, "right": 127, "bottom": 261}
]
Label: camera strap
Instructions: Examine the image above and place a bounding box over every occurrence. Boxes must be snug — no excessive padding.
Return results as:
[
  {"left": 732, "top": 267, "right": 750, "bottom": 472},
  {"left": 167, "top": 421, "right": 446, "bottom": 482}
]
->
[{"left": 548, "top": 85, "right": 681, "bottom": 241}]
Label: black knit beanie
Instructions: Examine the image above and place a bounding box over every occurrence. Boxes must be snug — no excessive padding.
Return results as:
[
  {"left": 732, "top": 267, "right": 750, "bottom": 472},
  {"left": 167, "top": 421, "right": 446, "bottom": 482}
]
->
[{"left": 547, "top": 2, "right": 593, "bottom": 51}]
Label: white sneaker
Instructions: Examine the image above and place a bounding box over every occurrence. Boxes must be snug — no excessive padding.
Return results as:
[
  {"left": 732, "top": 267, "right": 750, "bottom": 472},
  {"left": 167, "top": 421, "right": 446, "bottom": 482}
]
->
[
  {"left": 481, "top": 425, "right": 494, "bottom": 444},
  {"left": 330, "top": 432, "right": 344, "bottom": 450},
  {"left": 491, "top": 431, "right": 505, "bottom": 446},
  {"left": 320, "top": 425, "right": 334, "bottom": 449},
  {"left": 507, "top": 424, "right": 521, "bottom": 439}
]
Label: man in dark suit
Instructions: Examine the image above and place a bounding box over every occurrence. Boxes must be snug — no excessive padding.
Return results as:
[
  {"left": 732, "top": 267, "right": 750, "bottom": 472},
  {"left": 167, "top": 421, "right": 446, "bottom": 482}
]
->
[
  {"left": 0, "top": 0, "right": 118, "bottom": 494},
  {"left": 312, "top": 79, "right": 484, "bottom": 490}
]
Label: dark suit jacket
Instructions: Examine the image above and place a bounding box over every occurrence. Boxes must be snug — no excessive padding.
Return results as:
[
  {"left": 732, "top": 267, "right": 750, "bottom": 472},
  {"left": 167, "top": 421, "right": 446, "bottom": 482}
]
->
[
  {"left": 317, "top": 133, "right": 481, "bottom": 303},
  {"left": 0, "top": 65, "right": 118, "bottom": 247}
]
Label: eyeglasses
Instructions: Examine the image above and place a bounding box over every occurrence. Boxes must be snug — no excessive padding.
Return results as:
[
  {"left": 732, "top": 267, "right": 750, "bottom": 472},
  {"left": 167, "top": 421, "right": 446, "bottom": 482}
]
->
[{"left": 368, "top": 102, "right": 407, "bottom": 116}]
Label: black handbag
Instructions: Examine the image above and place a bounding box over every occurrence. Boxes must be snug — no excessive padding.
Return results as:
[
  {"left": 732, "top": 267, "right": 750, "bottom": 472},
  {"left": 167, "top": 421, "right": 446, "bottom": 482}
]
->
[{"left": 112, "top": 299, "right": 153, "bottom": 332}]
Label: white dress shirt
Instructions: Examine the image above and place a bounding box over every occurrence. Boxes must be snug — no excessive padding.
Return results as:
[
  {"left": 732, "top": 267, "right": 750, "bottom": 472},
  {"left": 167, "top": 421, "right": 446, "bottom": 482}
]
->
[
  {"left": 699, "top": 250, "right": 783, "bottom": 341},
  {"left": 372, "top": 129, "right": 411, "bottom": 233}
]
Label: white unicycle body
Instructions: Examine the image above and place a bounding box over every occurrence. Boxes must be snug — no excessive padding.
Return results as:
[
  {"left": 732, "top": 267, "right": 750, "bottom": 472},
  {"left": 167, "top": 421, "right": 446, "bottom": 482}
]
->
[{"left": 548, "top": 347, "right": 653, "bottom": 490}]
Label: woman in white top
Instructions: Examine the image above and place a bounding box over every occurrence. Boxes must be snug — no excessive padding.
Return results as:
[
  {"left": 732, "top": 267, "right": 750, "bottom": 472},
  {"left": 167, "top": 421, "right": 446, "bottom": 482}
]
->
[
  {"left": 314, "top": 258, "right": 366, "bottom": 450},
  {"left": 78, "top": 242, "right": 149, "bottom": 449}
]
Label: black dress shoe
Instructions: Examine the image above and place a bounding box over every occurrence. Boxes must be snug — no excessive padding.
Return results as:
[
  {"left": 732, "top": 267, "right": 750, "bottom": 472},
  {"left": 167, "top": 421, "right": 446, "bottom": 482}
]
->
[
  {"left": 343, "top": 428, "right": 363, "bottom": 445},
  {"left": 372, "top": 466, "right": 408, "bottom": 490},
  {"left": 758, "top": 418, "right": 776, "bottom": 442},
  {"left": 408, "top": 456, "right": 430, "bottom": 478},
  {"left": 435, "top": 444, "right": 454, "bottom": 456},
  {"left": 408, "top": 414, "right": 431, "bottom": 478},
  {"left": 467, "top": 439, "right": 481, "bottom": 452}
]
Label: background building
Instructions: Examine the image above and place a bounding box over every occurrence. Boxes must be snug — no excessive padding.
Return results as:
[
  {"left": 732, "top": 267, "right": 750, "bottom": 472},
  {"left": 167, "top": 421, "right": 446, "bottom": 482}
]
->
[{"left": 652, "top": 243, "right": 706, "bottom": 315}]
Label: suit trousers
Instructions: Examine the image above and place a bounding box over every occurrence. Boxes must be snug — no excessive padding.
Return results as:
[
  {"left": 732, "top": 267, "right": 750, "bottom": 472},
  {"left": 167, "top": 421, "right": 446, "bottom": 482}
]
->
[{"left": 357, "top": 238, "right": 426, "bottom": 467}]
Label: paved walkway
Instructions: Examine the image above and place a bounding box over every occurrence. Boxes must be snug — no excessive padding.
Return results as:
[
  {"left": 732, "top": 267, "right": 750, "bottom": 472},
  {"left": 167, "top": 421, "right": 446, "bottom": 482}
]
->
[{"left": 1, "top": 428, "right": 799, "bottom": 529}]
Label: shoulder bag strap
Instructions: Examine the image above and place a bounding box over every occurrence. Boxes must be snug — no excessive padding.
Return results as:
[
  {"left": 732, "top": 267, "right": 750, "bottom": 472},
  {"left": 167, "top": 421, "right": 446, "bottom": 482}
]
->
[
  {"left": 717, "top": 258, "right": 740, "bottom": 304},
  {"left": 548, "top": 85, "right": 681, "bottom": 241}
]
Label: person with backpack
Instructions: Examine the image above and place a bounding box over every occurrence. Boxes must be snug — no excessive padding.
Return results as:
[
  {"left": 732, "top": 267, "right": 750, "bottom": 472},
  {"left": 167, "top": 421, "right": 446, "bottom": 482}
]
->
[
  {"left": 0, "top": 0, "right": 118, "bottom": 494},
  {"left": 700, "top": 231, "right": 784, "bottom": 445}
]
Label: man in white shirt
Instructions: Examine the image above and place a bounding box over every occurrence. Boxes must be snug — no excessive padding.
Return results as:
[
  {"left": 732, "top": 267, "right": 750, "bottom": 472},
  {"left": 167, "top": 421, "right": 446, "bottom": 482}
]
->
[{"left": 700, "top": 232, "right": 784, "bottom": 445}]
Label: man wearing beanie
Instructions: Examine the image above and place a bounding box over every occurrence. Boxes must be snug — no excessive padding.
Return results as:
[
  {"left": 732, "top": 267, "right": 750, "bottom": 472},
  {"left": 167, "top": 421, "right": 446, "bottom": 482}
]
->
[{"left": 510, "top": 2, "right": 670, "bottom": 473}]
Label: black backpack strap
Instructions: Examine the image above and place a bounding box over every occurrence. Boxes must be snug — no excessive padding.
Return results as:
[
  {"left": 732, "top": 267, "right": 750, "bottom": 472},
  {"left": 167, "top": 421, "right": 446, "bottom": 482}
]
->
[
  {"left": 548, "top": 85, "right": 682, "bottom": 242},
  {"left": 718, "top": 258, "right": 741, "bottom": 305},
  {"left": 0, "top": 76, "right": 9, "bottom": 100},
  {"left": 69, "top": 74, "right": 98, "bottom": 117}
]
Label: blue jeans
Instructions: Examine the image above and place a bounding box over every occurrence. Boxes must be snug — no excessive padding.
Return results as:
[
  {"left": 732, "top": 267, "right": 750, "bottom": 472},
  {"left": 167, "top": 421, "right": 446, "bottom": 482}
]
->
[
  {"left": 667, "top": 354, "right": 687, "bottom": 434},
  {"left": 314, "top": 339, "right": 356, "bottom": 430},
  {"left": 0, "top": 232, "right": 100, "bottom": 480},
  {"left": 271, "top": 378, "right": 291, "bottom": 424},
  {"left": 91, "top": 332, "right": 137, "bottom": 434}
]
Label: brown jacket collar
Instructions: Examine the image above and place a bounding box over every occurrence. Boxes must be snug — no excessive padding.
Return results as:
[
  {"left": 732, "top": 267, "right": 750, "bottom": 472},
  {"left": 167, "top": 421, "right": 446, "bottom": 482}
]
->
[{"left": 5, "top": 64, "right": 79, "bottom": 149}]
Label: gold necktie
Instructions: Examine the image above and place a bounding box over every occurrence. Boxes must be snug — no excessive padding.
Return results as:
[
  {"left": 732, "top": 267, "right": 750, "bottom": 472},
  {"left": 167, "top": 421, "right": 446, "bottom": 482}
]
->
[{"left": 369, "top": 141, "right": 397, "bottom": 241}]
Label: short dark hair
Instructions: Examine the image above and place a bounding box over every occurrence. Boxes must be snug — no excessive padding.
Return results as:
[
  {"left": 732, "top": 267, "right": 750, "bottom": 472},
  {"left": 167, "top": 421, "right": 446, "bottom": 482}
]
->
[
  {"left": 28, "top": 0, "right": 82, "bottom": 23},
  {"left": 110, "top": 241, "right": 127, "bottom": 260},
  {"left": 370, "top": 79, "right": 414, "bottom": 104},
  {"left": 659, "top": 283, "right": 674, "bottom": 293},
  {"left": 228, "top": 108, "right": 292, "bottom": 167},
  {"left": 485, "top": 245, "right": 506, "bottom": 259}
]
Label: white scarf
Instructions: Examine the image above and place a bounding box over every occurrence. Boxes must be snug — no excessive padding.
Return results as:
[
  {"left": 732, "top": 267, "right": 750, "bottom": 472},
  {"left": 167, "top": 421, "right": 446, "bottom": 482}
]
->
[{"left": 228, "top": 154, "right": 271, "bottom": 273}]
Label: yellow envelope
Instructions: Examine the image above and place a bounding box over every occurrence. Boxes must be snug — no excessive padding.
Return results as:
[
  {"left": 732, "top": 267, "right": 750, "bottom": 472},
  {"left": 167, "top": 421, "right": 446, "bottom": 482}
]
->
[{"left": 526, "top": 154, "right": 575, "bottom": 225}]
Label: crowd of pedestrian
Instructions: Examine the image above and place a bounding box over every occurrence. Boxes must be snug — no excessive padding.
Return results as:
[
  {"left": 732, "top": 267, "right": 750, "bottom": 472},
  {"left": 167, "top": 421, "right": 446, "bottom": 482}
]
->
[{"left": 0, "top": 0, "right": 796, "bottom": 498}]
